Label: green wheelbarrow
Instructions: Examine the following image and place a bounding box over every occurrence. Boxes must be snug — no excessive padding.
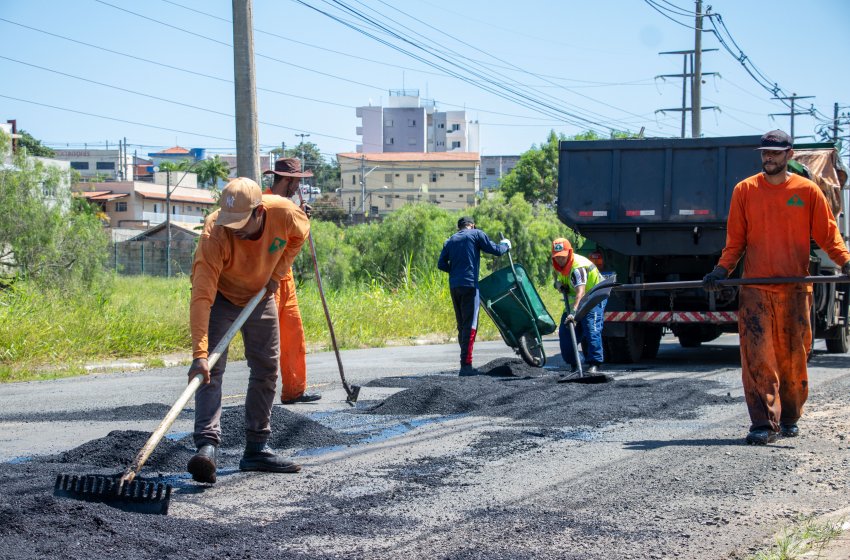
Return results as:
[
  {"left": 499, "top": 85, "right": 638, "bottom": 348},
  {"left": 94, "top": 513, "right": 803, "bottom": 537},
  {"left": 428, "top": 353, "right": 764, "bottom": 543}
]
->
[{"left": 479, "top": 248, "right": 557, "bottom": 367}]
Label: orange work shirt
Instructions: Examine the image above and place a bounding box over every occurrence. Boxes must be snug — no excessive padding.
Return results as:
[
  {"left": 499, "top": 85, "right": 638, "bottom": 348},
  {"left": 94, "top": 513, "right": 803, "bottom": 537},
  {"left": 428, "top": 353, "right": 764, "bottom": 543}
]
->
[
  {"left": 718, "top": 172, "right": 850, "bottom": 291},
  {"left": 190, "top": 195, "right": 310, "bottom": 358}
]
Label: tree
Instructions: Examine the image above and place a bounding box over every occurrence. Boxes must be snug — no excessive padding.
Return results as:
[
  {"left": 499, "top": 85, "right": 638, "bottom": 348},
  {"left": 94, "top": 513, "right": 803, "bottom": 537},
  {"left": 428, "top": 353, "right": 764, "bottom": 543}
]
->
[
  {"left": 499, "top": 130, "right": 563, "bottom": 206},
  {"left": 156, "top": 159, "right": 193, "bottom": 172},
  {"left": 194, "top": 155, "right": 231, "bottom": 189},
  {"left": 16, "top": 130, "right": 55, "bottom": 158},
  {"left": 0, "top": 131, "right": 109, "bottom": 288},
  {"left": 499, "top": 129, "right": 639, "bottom": 206}
]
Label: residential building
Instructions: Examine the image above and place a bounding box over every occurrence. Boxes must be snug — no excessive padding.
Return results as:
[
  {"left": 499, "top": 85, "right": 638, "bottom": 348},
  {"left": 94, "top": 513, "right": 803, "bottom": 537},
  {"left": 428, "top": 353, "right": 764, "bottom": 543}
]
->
[
  {"left": 336, "top": 152, "right": 480, "bottom": 216},
  {"left": 355, "top": 90, "right": 480, "bottom": 154},
  {"left": 74, "top": 180, "right": 215, "bottom": 229},
  {"left": 147, "top": 146, "right": 206, "bottom": 168},
  {"left": 480, "top": 155, "right": 521, "bottom": 190}
]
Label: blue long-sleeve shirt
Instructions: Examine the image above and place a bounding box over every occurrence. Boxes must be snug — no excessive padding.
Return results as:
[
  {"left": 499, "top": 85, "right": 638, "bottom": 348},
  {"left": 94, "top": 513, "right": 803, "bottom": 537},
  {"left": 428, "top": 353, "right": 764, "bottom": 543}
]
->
[{"left": 438, "top": 228, "right": 507, "bottom": 288}]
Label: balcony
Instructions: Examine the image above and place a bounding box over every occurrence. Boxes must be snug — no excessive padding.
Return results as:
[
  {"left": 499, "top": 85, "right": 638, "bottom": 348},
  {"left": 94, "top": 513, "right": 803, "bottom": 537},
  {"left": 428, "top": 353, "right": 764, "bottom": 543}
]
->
[{"left": 142, "top": 211, "right": 205, "bottom": 226}]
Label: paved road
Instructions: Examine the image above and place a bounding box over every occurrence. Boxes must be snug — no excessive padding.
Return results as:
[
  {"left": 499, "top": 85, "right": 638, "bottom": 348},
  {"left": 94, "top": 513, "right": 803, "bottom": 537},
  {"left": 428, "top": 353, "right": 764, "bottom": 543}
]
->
[{"left": 2, "top": 334, "right": 849, "bottom": 559}]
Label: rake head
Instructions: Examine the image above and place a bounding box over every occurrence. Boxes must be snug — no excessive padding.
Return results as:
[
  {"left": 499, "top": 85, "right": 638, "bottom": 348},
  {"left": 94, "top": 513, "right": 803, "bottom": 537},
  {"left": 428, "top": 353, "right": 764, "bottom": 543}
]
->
[{"left": 53, "top": 474, "right": 172, "bottom": 515}]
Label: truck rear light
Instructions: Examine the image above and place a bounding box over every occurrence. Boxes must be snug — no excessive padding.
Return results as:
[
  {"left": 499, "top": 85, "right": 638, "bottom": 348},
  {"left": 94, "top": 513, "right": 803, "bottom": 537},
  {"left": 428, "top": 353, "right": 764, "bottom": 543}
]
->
[{"left": 589, "top": 251, "right": 604, "bottom": 270}]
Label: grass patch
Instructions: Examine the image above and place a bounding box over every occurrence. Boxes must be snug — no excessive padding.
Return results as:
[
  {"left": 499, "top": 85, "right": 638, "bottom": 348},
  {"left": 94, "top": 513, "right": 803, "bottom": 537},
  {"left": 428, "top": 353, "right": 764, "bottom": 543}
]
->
[
  {"left": 0, "top": 275, "right": 566, "bottom": 383},
  {"left": 746, "top": 515, "right": 844, "bottom": 560}
]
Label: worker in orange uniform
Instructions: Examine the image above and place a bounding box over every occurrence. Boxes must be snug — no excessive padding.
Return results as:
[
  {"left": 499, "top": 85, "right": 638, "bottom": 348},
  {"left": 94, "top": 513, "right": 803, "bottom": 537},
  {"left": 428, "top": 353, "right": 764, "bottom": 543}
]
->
[
  {"left": 187, "top": 178, "right": 309, "bottom": 483},
  {"left": 703, "top": 130, "right": 850, "bottom": 445},
  {"left": 261, "top": 157, "right": 321, "bottom": 404}
]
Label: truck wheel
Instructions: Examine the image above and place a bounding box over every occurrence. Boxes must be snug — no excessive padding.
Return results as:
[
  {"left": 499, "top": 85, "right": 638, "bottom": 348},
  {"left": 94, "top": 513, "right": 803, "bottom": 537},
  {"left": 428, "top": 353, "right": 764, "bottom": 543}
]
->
[
  {"left": 641, "top": 326, "right": 663, "bottom": 359},
  {"left": 825, "top": 325, "right": 850, "bottom": 353},
  {"left": 518, "top": 333, "right": 546, "bottom": 367},
  {"left": 605, "top": 325, "right": 645, "bottom": 363},
  {"left": 678, "top": 334, "right": 702, "bottom": 348}
]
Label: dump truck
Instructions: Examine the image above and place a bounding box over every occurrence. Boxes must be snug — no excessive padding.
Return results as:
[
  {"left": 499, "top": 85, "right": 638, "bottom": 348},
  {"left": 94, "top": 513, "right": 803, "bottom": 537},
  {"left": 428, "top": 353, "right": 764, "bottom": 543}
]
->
[{"left": 557, "top": 135, "right": 850, "bottom": 363}]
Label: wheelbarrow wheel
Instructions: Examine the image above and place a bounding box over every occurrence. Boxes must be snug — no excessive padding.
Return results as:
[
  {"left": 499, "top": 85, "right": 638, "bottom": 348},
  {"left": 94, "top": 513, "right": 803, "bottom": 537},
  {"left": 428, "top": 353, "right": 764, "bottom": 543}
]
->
[{"left": 518, "top": 333, "right": 546, "bottom": 367}]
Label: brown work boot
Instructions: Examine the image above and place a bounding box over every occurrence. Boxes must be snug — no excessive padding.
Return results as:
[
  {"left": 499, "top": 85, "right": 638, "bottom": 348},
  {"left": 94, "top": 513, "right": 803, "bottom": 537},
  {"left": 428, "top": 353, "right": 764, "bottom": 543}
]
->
[{"left": 187, "top": 443, "right": 217, "bottom": 483}]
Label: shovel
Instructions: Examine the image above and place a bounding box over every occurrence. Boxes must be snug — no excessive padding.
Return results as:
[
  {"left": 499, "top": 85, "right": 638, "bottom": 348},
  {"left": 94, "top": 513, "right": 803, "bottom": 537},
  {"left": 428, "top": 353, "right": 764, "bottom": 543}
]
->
[
  {"left": 557, "top": 275, "right": 617, "bottom": 384},
  {"left": 54, "top": 289, "right": 267, "bottom": 515},
  {"left": 296, "top": 191, "right": 360, "bottom": 406}
]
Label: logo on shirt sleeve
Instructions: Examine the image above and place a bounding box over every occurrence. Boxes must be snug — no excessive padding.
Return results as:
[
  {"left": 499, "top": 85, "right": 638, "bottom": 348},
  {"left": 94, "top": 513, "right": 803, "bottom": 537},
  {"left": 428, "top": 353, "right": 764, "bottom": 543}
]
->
[
  {"left": 269, "top": 237, "right": 287, "bottom": 253},
  {"left": 787, "top": 195, "right": 805, "bottom": 207}
]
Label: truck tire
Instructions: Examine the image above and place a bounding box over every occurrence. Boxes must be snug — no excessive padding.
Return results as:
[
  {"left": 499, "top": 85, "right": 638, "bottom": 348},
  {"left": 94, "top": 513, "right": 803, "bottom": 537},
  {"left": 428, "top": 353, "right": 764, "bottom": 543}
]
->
[
  {"left": 641, "top": 326, "right": 663, "bottom": 359},
  {"left": 605, "top": 325, "right": 645, "bottom": 363},
  {"left": 518, "top": 333, "right": 546, "bottom": 367},
  {"left": 825, "top": 325, "right": 850, "bottom": 354}
]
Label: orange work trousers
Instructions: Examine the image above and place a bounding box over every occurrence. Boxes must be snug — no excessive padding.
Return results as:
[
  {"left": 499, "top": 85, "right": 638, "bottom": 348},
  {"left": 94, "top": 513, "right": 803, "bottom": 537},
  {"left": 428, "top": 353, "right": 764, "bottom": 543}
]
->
[
  {"left": 275, "top": 271, "right": 307, "bottom": 401},
  {"left": 738, "top": 287, "right": 812, "bottom": 432}
]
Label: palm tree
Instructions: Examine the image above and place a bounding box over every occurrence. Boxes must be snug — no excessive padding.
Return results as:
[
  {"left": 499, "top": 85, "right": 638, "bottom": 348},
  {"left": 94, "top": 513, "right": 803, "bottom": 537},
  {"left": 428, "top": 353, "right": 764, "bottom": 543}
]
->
[
  {"left": 157, "top": 159, "right": 194, "bottom": 172},
  {"left": 194, "top": 156, "right": 231, "bottom": 190}
]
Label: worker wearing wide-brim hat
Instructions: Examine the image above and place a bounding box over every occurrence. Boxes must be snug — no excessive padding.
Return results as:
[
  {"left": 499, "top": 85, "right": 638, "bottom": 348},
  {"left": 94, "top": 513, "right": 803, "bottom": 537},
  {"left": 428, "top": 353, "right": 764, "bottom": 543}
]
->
[
  {"left": 261, "top": 157, "right": 322, "bottom": 405},
  {"left": 703, "top": 130, "right": 850, "bottom": 445}
]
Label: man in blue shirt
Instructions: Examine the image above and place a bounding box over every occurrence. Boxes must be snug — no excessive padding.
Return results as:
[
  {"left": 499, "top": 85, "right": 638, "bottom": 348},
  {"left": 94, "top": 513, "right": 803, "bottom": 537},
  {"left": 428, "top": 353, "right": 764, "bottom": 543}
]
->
[{"left": 438, "top": 217, "right": 511, "bottom": 375}]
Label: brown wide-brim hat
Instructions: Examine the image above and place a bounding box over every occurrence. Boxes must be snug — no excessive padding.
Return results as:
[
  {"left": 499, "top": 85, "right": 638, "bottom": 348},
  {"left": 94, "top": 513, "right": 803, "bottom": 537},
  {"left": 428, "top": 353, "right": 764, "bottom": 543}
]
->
[{"left": 262, "top": 157, "right": 313, "bottom": 178}]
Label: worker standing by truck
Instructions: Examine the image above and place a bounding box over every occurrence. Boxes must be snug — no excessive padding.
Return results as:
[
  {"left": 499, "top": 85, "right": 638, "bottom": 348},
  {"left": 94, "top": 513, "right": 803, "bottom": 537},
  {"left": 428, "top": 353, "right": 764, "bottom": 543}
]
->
[
  {"left": 703, "top": 130, "right": 850, "bottom": 445},
  {"left": 552, "top": 238, "right": 607, "bottom": 377}
]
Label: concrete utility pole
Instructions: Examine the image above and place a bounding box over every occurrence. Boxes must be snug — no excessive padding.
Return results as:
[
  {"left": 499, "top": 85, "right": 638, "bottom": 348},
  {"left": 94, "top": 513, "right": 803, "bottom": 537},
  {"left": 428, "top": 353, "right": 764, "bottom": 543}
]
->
[
  {"left": 769, "top": 93, "right": 815, "bottom": 140},
  {"left": 656, "top": 49, "right": 717, "bottom": 138},
  {"left": 232, "top": 0, "right": 260, "bottom": 181},
  {"left": 295, "top": 132, "right": 310, "bottom": 172},
  {"left": 691, "top": 0, "right": 703, "bottom": 138}
]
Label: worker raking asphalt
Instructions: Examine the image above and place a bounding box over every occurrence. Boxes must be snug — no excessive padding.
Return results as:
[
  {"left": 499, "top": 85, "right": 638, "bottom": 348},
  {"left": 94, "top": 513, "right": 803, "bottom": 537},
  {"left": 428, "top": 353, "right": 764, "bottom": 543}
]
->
[{"left": 0, "top": 361, "right": 743, "bottom": 560}]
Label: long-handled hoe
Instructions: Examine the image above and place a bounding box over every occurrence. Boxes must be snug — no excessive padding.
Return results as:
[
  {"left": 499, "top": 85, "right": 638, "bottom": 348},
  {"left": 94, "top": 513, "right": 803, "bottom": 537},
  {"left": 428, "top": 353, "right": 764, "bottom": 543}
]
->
[{"left": 53, "top": 289, "right": 267, "bottom": 515}]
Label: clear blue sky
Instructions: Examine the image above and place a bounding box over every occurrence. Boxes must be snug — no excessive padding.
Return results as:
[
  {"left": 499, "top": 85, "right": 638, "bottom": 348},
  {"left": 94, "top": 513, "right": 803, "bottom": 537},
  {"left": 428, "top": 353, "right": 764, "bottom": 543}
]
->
[{"left": 2, "top": 0, "right": 848, "bottom": 161}]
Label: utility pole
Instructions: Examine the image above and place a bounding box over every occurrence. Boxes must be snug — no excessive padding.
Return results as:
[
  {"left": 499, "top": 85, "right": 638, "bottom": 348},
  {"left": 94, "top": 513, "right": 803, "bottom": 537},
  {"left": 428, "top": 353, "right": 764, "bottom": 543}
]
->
[
  {"left": 232, "top": 0, "right": 260, "bottom": 181},
  {"left": 165, "top": 170, "right": 172, "bottom": 278},
  {"left": 656, "top": 49, "right": 718, "bottom": 138},
  {"left": 359, "top": 155, "right": 366, "bottom": 214},
  {"left": 769, "top": 93, "right": 815, "bottom": 140},
  {"left": 295, "top": 133, "right": 310, "bottom": 174},
  {"left": 691, "top": 0, "right": 703, "bottom": 138}
]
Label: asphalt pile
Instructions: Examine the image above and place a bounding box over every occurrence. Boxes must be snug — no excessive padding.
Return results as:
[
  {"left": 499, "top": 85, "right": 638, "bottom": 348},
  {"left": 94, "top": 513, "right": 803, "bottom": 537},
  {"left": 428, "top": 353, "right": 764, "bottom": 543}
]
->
[
  {"left": 219, "top": 405, "right": 354, "bottom": 449},
  {"left": 56, "top": 429, "right": 193, "bottom": 471},
  {"left": 364, "top": 358, "right": 739, "bottom": 428}
]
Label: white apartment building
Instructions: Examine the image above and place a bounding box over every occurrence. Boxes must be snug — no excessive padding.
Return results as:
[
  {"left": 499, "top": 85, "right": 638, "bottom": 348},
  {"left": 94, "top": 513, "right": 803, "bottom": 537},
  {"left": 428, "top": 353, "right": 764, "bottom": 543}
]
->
[{"left": 355, "top": 90, "right": 480, "bottom": 154}]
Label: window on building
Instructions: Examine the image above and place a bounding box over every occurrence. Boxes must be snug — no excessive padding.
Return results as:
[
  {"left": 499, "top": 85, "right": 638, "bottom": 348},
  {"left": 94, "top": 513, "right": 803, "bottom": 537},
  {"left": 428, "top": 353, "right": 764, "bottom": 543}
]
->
[
  {"left": 407, "top": 195, "right": 415, "bottom": 203},
  {"left": 459, "top": 194, "right": 464, "bottom": 198},
  {"left": 486, "top": 167, "right": 496, "bottom": 176},
  {"left": 385, "top": 137, "right": 394, "bottom": 145},
  {"left": 506, "top": 167, "right": 514, "bottom": 173},
  {"left": 408, "top": 119, "right": 416, "bottom": 127},
  {"left": 430, "top": 172, "right": 438, "bottom": 183},
  {"left": 408, "top": 138, "right": 416, "bottom": 145},
  {"left": 172, "top": 205, "right": 177, "bottom": 215},
  {"left": 395, "top": 173, "right": 400, "bottom": 177},
  {"left": 459, "top": 173, "right": 464, "bottom": 177},
  {"left": 467, "top": 174, "right": 474, "bottom": 182},
  {"left": 384, "top": 173, "right": 393, "bottom": 183},
  {"left": 42, "top": 183, "right": 57, "bottom": 198},
  {"left": 451, "top": 123, "right": 461, "bottom": 132},
  {"left": 96, "top": 161, "right": 115, "bottom": 170},
  {"left": 439, "top": 194, "right": 445, "bottom": 198},
  {"left": 70, "top": 161, "right": 89, "bottom": 170},
  {"left": 115, "top": 201, "right": 127, "bottom": 212},
  {"left": 430, "top": 195, "right": 437, "bottom": 203},
  {"left": 153, "top": 204, "right": 158, "bottom": 213},
  {"left": 438, "top": 123, "right": 445, "bottom": 129},
  {"left": 406, "top": 174, "right": 414, "bottom": 183},
  {"left": 352, "top": 174, "right": 357, "bottom": 185},
  {"left": 385, "top": 196, "right": 392, "bottom": 208},
  {"left": 451, "top": 141, "right": 462, "bottom": 149},
  {"left": 385, "top": 119, "right": 393, "bottom": 127}
]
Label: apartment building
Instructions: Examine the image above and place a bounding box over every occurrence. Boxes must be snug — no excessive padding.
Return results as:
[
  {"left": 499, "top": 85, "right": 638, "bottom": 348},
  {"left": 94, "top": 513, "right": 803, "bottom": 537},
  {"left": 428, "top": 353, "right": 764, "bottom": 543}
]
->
[
  {"left": 480, "top": 155, "right": 521, "bottom": 189},
  {"left": 355, "top": 90, "right": 480, "bottom": 154},
  {"left": 337, "top": 151, "right": 480, "bottom": 216}
]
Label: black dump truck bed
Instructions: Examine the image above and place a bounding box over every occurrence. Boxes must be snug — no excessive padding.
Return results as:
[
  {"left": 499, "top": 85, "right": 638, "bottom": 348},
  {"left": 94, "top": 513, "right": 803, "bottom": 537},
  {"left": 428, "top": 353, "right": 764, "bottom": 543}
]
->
[{"left": 557, "top": 135, "right": 762, "bottom": 256}]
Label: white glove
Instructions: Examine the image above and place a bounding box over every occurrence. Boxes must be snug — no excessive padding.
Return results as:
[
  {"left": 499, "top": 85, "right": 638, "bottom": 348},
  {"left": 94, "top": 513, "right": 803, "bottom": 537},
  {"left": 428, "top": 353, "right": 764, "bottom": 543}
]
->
[{"left": 499, "top": 238, "right": 511, "bottom": 250}]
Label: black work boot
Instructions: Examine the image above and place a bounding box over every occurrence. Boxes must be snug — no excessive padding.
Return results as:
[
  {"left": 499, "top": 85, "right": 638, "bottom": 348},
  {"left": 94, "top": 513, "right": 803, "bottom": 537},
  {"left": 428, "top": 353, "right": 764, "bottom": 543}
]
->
[
  {"left": 780, "top": 423, "right": 800, "bottom": 437},
  {"left": 187, "top": 443, "right": 218, "bottom": 483},
  {"left": 239, "top": 442, "right": 301, "bottom": 473},
  {"left": 745, "top": 428, "right": 779, "bottom": 445},
  {"left": 459, "top": 364, "right": 479, "bottom": 376}
]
